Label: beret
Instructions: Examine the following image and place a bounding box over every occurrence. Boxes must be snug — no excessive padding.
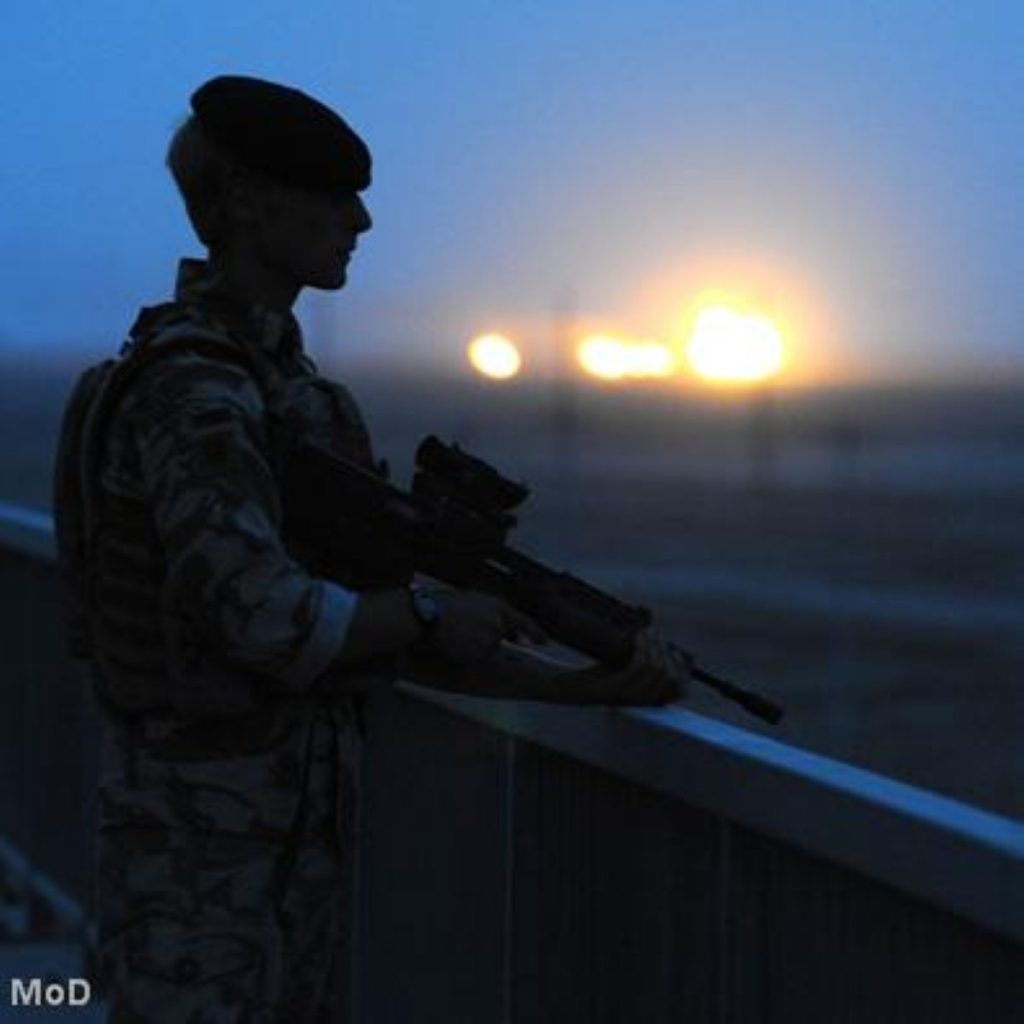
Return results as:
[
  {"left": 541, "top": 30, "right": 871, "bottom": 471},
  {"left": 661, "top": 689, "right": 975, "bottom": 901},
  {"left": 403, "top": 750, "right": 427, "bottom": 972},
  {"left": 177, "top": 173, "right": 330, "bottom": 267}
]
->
[{"left": 190, "top": 75, "right": 371, "bottom": 195}]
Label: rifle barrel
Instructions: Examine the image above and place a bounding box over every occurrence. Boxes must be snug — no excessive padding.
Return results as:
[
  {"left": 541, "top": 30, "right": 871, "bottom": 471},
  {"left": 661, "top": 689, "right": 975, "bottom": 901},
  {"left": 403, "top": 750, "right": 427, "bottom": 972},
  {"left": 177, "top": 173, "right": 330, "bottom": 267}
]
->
[{"left": 687, "top": 661, "right": 785, "bottom": 725}]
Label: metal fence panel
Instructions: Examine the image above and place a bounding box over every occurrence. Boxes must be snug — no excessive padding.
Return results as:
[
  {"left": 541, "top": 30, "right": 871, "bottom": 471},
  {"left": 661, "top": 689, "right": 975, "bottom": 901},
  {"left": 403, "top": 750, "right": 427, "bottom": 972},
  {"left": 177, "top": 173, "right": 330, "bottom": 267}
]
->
[
  {"left": 357, "top": 689, "right": 511, "bottom": 1024},
  {"left": 510, "top": 740, "right": 722, "bottom": 1024}
]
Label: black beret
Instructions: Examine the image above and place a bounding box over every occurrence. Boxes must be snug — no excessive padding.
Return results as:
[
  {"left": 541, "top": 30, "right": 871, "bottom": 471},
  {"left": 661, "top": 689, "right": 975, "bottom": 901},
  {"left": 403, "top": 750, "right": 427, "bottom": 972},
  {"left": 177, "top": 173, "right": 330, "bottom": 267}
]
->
[{"left": 190, "top": 75, "right": 371, "bottom": 195}]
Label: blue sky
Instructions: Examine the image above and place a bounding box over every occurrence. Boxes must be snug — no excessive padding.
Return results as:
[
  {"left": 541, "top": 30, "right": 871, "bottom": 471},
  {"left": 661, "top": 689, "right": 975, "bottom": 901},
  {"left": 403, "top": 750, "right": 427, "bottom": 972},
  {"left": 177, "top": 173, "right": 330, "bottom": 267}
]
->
[{"left": 2, "top": 1, "right": 1022, "bottom": 382}]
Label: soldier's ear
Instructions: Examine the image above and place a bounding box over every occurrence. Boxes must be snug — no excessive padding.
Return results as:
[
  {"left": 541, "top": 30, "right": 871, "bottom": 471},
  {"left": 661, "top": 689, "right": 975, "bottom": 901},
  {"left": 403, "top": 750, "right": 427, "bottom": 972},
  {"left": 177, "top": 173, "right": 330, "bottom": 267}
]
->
[
  {"left": 224, "top": 172, "right": 264, "bottom": 227},
  {"left": 233, "top": 176, "right": 294, "bottom": 236}
]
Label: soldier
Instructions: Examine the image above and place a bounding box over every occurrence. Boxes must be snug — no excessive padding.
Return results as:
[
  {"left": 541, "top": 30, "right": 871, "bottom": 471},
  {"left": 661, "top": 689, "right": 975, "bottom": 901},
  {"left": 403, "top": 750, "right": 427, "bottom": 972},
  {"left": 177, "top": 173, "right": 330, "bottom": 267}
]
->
[{"left": 53, "top": 75, "right": 691, "bottom": 1023}]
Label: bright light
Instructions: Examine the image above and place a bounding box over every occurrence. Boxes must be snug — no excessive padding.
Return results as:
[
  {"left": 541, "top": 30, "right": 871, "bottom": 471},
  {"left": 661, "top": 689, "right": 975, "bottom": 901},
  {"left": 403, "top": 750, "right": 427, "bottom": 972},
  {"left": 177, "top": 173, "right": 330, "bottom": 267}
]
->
[
  {"left": 630, "top": 341, "right": 676, "bottom": 378},
  {"left": 467, "top": 333, "right": 522, "bottom": 380},
  {"left": 686, "top": 306, "right": 784, "bottom": 384},
  {"left": 577, "top": 335, "right": 676, "bottom": 381},
  {"left": 578, "top": 335, "right": 630, "bottom": 380}
]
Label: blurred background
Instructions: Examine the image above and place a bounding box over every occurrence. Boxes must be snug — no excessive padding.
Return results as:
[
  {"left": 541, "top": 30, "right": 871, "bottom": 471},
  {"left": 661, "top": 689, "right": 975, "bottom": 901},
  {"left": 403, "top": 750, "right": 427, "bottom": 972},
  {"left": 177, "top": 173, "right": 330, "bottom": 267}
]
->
[{"left": 1, "top": 0, "right": 1021, "bottom": 820}]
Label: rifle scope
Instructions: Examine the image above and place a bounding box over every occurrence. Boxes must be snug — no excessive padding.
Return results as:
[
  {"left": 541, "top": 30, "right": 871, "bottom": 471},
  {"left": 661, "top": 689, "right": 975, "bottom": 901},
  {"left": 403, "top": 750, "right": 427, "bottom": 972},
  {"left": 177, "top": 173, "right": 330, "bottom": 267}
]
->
[{"left": 415, "top": 436, "right": 530, "bottom": 519}]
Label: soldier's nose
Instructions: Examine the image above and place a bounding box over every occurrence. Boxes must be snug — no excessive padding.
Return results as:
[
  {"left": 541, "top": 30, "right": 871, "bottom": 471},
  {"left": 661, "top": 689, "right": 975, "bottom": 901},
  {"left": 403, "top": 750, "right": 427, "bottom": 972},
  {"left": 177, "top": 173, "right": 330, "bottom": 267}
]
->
[{"left": 355, "top": 198, "right": 372, "bottom": 234}]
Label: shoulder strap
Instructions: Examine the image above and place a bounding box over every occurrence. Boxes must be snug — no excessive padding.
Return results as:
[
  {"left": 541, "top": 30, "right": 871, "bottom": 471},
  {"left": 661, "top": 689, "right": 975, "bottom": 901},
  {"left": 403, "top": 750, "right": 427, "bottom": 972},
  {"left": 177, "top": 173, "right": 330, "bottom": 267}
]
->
[{"left": 54, "top": 310, "right": 272, "bottom": 660}]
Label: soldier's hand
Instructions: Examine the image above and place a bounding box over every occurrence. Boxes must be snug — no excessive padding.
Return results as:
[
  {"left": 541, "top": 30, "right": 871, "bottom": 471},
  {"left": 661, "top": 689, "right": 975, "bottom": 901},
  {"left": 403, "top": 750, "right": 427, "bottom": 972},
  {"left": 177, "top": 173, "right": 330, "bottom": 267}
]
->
[
  {"left": 569, "top": 628, "right": 691, "bottom": 706},
  {"left": 427, "top": 589, "right": 547, "bottom": 666}
]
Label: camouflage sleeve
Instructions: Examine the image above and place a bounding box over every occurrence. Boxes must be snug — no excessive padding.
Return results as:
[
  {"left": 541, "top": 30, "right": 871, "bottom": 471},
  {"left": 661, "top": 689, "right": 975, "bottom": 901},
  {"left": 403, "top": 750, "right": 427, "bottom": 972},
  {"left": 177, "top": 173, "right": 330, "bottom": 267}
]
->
[{"left": 131, "top": 353, "right": 357, "bottom": 690}]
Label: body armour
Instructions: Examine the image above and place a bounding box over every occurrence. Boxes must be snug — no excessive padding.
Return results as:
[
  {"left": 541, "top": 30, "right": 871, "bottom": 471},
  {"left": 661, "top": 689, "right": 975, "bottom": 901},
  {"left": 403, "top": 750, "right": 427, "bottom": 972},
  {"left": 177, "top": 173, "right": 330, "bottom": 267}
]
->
[{"left": 58, "top": 258, "right": 392, "bottom": 838}]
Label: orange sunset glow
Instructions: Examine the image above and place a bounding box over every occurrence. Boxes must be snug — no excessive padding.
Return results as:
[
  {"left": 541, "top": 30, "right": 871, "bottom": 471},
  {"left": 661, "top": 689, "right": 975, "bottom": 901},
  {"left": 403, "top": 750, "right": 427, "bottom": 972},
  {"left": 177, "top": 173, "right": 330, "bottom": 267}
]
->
[
  {"left": 685, "top": 305, "right": 785, "bottom": 385},
  {"left": 632, "top": 258, "right": 832, "bottom": 387},
  {"left": 464, "top": 261, "right": 833, "bottom": 388}
]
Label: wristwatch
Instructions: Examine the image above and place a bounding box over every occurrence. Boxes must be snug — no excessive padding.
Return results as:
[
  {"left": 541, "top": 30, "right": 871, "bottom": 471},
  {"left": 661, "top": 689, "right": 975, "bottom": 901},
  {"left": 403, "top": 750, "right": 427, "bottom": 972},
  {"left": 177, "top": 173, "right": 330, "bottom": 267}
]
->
[{"left": 408, "top": 584, "right": 443, "bottom": 642}]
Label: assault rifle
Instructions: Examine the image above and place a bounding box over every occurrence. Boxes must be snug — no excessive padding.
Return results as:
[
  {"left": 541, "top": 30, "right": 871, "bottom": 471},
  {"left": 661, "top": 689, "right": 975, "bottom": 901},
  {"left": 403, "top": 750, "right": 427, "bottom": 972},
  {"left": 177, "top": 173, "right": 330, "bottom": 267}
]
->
[{"left": 283, "top": 436, "right": 785, "bottom": 725}]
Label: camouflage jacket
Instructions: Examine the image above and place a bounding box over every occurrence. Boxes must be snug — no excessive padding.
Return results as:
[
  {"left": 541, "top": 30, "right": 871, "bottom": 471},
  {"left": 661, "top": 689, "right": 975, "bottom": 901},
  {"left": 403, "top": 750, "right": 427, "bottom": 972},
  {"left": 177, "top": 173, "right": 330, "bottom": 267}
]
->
[{"left": 87, "top": 257, "right": 387, "bottom": 839}]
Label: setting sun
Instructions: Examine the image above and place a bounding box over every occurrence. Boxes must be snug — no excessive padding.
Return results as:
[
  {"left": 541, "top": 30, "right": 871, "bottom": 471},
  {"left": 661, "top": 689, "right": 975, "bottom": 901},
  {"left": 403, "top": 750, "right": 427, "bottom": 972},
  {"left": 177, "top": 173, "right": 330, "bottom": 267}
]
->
[{"left": 686, "top": 306, "right": 785, "bottom": 384}]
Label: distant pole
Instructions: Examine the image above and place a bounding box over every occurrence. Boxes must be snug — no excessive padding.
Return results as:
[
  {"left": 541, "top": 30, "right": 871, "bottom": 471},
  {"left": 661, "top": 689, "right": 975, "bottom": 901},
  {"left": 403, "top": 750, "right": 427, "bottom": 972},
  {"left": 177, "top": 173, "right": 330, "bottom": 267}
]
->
[
  {"left": 747, "top": 381, "right": 777, "bottom": 491},
  {"left": 549, "top": 287, "right": 580, "bottom": 540},
  {"left": 550, "top": 286, "right": 579, "bottom": 481}
]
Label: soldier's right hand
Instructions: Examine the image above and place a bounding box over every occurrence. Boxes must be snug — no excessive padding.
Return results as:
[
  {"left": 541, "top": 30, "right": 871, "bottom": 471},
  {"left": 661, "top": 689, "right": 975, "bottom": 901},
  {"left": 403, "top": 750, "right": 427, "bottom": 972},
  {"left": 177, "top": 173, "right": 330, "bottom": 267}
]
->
[
  {"left": 426, "top": 589, "right": 548, "bottom": 666},
  {"left": 567, "top": 627, "right": 691, "bottom": 706}
]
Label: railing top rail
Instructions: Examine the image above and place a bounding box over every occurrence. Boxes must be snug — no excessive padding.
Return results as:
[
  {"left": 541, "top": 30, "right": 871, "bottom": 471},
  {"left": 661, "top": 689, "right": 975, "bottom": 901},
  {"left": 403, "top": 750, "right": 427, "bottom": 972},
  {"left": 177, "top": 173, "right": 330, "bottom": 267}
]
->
[
  {"left": 0, "top": 501, "right": 54, "bottom": 562},
  {"left": 2, "top": 500, "right": 1020, "bottom": 943}
]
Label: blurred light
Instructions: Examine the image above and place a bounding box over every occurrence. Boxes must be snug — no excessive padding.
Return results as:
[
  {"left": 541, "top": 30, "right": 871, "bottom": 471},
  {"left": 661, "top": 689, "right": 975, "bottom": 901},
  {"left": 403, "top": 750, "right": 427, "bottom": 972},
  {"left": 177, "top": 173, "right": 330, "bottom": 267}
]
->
[
  {"left": 686, "top": 306, "right": 784, "bottom": 384},
  {"left": 578, "top": 334, "right": 630, "bottom": 379},
  {"left": 577, "top": 334, "right": 677, "bottom": 381},
  {"left": 630, "top": 341, "right": 676, "bottom": 378},
  {"left": 467, "top": 333, "right": 522, "bottom": 379}
]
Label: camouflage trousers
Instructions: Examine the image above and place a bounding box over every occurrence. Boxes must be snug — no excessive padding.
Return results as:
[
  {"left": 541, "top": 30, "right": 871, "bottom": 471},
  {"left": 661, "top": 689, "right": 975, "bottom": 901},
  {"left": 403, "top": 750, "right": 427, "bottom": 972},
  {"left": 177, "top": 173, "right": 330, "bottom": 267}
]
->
[{"left": 94, "top": 718, "right": 360, "bottom": 1023}]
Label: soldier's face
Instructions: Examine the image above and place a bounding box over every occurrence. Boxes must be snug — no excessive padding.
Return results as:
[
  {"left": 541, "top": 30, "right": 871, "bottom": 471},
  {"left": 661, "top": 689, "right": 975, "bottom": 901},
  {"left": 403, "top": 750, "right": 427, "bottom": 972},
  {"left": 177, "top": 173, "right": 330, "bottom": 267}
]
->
[{"left": 258, "top": 185, "right": 372, "bottom": 292}]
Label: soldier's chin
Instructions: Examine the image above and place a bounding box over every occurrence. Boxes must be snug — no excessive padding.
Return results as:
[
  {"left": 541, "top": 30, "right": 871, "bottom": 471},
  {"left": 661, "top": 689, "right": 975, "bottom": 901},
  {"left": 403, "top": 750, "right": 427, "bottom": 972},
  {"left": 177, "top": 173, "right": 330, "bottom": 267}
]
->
[{"left": 308, "top": 266, "right": 348, "bottom": 290}]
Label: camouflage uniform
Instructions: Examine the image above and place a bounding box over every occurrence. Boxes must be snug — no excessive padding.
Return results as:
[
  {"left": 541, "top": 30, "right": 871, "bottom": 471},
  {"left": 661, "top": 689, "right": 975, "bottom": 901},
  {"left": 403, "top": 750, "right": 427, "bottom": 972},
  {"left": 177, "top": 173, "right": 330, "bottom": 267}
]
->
[{"left": 83, "top": 257, "right": 388, "bottom": 1022}]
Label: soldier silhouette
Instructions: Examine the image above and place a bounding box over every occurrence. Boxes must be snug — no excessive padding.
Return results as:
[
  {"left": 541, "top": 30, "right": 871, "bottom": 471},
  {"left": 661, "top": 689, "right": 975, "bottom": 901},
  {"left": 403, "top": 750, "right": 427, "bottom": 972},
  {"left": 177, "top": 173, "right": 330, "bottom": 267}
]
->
[{"left": 52, "top": 75, "right": 690, "bottom": 1022}]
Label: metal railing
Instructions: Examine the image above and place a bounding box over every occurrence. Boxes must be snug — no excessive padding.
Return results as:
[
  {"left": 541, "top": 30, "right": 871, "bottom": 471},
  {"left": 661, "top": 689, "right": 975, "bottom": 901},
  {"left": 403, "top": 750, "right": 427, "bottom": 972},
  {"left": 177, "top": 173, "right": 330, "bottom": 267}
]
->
[{"left": 1, "top": 501, "right": 1021, "bottom": 1023}]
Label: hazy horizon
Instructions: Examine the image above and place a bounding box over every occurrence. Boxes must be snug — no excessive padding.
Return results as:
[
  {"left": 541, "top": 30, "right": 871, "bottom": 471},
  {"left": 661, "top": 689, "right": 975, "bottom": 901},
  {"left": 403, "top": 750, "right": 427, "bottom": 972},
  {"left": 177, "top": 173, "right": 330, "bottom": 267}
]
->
[{"left": 2, "top": 1, "right": 1024, "bottom": 387}]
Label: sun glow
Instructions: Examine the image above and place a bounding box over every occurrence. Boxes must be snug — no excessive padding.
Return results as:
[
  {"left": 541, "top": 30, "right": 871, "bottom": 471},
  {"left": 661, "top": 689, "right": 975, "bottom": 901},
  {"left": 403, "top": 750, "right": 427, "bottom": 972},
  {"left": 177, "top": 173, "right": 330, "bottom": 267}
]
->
[
  {"left": 467, "top": 333, "right": 522, "bottom": 380},
  {"left": 686, "top": 306, "right": 785, "bottom": 384}
]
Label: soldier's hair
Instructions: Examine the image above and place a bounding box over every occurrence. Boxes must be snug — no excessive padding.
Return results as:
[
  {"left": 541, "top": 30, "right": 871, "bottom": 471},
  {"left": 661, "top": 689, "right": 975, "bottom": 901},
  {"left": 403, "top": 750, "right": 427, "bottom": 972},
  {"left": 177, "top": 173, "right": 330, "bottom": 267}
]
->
[{"left": 165, "top": 115, "right": 239, "bottom": 248}]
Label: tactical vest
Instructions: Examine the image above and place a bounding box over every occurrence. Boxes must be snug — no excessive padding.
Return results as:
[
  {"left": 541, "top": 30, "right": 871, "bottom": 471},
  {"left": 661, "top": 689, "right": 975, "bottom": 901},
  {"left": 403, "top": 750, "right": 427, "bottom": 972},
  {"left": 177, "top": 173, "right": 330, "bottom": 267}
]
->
[{"left": 54, "top": 300, "right": 384, "bottom": 722}]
